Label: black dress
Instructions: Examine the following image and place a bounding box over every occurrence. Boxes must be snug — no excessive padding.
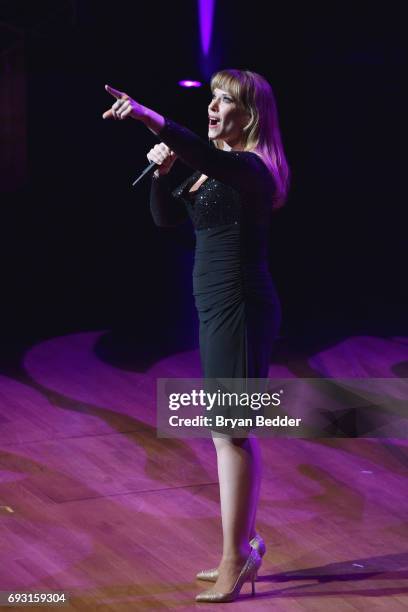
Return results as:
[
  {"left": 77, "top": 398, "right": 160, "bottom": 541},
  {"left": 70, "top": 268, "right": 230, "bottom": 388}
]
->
[{"left": 150, "top": 118, "right": 282, "bottom": 433}]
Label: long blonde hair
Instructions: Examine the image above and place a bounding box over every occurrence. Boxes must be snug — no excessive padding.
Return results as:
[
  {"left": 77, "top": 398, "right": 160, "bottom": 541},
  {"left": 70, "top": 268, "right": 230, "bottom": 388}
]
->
[{"left": 210, "top": 69, "right": 290, "bottom": 210}]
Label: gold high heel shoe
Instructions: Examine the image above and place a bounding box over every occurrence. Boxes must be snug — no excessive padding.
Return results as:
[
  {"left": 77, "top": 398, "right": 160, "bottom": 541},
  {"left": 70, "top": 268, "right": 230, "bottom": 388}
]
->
[
  {"left": 195, "top": 547, "right": 261, "bottom": 603},
  {"left": 196, "top": 533, "right": 266, "bottom": 582}
]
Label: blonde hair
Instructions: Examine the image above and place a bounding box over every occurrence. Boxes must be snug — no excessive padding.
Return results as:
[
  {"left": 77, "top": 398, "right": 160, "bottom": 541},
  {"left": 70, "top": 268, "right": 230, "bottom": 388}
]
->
[{"left": 210, "top": 69, "right": 290, "bottom": 210}]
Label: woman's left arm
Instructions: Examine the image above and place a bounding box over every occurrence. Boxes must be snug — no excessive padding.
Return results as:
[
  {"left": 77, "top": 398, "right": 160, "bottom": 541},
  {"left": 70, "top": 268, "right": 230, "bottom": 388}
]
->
[{"left": 102, "top": 85, "right": 269, "bottom": 192}]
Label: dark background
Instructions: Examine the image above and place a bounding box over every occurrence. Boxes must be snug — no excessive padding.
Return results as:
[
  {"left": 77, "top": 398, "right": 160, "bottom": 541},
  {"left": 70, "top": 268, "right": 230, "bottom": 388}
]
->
[{"left": 0, "top": 0, "right": 406, "bottom": 364}]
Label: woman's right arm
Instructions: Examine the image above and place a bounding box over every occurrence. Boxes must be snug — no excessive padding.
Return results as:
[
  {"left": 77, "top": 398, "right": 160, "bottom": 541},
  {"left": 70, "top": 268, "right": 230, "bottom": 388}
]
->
[
  {"left": 149, "top": 172, "right": 189, "bottom": 227},
  {"left": 148, "top": 142, "right": 189, "bottom": 228}
]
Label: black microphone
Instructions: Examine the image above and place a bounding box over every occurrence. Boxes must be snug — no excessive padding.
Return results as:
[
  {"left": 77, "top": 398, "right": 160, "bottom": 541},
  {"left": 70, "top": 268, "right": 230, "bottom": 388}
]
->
[{"left": 132, "top": 160, "right": 158, "bottom": 186}]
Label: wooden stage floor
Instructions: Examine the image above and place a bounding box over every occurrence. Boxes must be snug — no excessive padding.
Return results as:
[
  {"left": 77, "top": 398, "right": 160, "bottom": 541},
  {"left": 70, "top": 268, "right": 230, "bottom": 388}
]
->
[{"left": 0, "top": 331, "right": 407, "bottom": 610}]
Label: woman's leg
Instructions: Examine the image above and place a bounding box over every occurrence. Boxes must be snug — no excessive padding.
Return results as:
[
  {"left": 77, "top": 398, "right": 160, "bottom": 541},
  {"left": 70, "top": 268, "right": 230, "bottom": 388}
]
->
[{"left": 209, "top": 431, "right": 262, "bottom": 591}]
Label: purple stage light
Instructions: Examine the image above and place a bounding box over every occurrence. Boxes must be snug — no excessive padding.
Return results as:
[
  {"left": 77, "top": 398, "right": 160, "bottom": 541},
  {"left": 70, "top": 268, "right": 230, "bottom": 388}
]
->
[
  {"left": 178, "top": 79, "right": 202, "bottom": 88},
  {"left": 198, "top": 0, "right": 215, "bottom": 56}
]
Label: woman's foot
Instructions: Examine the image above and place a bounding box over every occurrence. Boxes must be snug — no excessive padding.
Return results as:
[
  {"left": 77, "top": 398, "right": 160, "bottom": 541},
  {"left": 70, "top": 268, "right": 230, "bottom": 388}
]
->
[
  {"left": 196, "top": 533, "right": 266, "bottom": 582},
  {"left": 204, "top": 547, "right": 252, "bottom": 595},
  {"left": 195, "top": 547, "right": 261, "bottom": 602}
]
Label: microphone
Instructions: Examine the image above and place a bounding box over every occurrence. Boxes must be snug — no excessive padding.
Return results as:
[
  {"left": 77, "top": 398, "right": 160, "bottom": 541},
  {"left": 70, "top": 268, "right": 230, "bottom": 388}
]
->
[{"left": 132, "top": 160, "right": 158, "bottom": 186}]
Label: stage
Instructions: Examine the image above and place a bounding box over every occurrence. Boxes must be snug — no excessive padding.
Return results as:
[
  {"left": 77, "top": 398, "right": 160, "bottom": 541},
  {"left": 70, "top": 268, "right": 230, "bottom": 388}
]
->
[{"left": 0, "top": 331, "right": 407, "bottom": 609}]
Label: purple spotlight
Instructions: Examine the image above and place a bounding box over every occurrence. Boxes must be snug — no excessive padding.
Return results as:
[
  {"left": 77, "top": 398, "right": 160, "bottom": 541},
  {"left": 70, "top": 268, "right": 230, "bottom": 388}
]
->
[
  {"left": 198, "top": 0, "right": 215, "bottom": 56},
  {"left": 178, "top": 79, "right": 202, "bottom": 88}
]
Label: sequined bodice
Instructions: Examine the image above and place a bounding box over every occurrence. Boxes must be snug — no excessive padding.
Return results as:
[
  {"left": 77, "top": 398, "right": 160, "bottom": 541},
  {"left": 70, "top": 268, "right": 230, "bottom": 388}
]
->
[{"left": 171, "top": 171, "right": 243, "bottom": 230}]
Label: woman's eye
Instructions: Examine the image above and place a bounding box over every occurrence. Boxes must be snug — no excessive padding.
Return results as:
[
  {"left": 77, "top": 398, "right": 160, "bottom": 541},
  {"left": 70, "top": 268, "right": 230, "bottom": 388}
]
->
[{"left": 211, "top": 95, "right": 232, "bottom": 102}]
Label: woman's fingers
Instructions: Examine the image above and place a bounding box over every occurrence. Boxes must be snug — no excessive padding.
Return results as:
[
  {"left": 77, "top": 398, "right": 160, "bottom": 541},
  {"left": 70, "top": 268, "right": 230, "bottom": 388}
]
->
[
  {"left": 147, "top": 152, "right": 162, "bottom": 164},
  {"left": 105, "top": 84, "right": 124, "bottom": 99},
  {"left": 118, "top": 106, "right": 132, "bottom": 119},
  {"left": 102, "top": 84, "right": 130, "bottom": 119},
  {"left": 147, "top": 143, "right": 177, "bottom": 167},
  {"left": 117, "top": 100, "right": 131, "bottom": 119},
  {"left": 103, "top": 85, "right": 146, "bottom": 121},
  {"left": 103, "top": 104, "right": 121, "bottom": 120},
  {"left": 147, "top": 146, "right": 163, "bottom": 165},
  {"left": 103, "top": 97, "right": 129, "bottom": 120},
  {"left": 147, "top": 154, "right": 158, "bottom": 164}
]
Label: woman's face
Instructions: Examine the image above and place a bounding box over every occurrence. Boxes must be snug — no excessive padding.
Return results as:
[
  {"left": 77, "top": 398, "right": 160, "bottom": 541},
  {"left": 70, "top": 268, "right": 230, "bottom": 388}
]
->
[{"left": 208, "top": 87, "right": 250, "bottom": 150}]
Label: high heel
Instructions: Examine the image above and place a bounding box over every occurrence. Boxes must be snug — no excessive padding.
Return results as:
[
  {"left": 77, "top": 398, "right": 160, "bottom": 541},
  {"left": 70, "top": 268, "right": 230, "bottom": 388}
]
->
[
  {"left": 250, "top": 533, "right": 266, "bottom": 558},
  {"left": 196, "top": 533, "right": 266, "bottom": 582},
  {"left": 195, "top": 547, "right": 261, "bottom": 603}
]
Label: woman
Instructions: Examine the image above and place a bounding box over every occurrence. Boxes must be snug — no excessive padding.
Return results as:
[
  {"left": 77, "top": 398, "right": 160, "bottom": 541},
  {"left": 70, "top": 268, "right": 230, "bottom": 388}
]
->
[{"left": 103, "top": 68, "right": 290, "bottom": 603}]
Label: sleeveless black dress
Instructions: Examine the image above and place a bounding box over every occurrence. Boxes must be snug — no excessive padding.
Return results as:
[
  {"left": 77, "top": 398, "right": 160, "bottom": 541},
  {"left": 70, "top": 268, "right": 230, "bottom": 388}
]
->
[{"left": 150, "top": 118, "right": 282, "bottom": 434}]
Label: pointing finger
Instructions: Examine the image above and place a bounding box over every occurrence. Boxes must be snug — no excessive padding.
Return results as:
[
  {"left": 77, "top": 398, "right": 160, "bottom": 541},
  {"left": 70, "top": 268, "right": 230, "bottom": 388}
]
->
[{"left": 105, "top": 84, "right": 124, "bottom": 99}]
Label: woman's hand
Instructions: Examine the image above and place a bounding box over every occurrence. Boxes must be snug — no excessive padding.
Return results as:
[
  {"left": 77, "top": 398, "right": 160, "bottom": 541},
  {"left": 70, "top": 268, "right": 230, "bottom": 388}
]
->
[
  {"left": 102, "top": 84, "right": 145, "bottom": 121},
  {"left": 147, "top": 143, "right": 178, "bottom": 176}
]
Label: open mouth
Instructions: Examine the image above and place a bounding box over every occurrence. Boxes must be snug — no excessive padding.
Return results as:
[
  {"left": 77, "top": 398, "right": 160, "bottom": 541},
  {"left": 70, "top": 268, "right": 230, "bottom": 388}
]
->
[{"left": 209, "top": 118, "right": 221, "bottom": 127}]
